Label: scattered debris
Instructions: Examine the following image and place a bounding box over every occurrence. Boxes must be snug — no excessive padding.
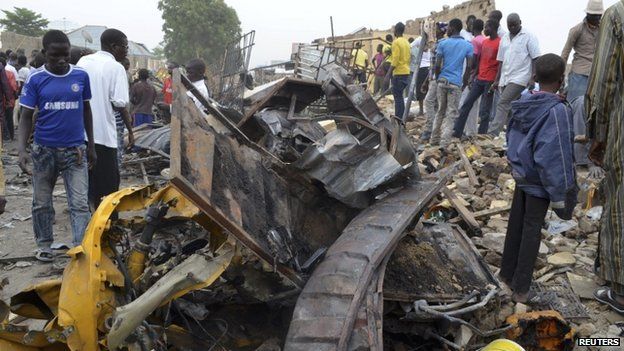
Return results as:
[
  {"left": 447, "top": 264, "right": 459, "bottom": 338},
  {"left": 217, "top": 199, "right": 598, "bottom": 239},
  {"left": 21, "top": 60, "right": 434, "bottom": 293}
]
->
[
  {"left": 506, "top": 311, "right": 575, "bottom": 351},
  {"left": 547, "top": 252, "right": 577, "bottom": 267}
]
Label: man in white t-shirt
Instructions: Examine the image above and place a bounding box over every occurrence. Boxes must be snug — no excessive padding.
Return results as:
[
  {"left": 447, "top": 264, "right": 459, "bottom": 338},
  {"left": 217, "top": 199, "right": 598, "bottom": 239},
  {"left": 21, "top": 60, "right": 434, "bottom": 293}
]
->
[
  {"left": 460, "top": 15, "right": 476, "bottom": 41},
  {"left": 77, "top": 28, "right": 130, "bottom": 208},
  {"left": 16, "top": 55, "right": 30, "bottom": 87}
]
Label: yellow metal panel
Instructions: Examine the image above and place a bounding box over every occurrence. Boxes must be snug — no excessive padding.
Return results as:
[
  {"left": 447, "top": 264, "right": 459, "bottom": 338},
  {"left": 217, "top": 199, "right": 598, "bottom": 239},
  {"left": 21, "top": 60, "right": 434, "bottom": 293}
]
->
[
  {"left": 56, "top": 184, "right": 228, "bottom": 351},
  {"left": 10, "top": 280, "right": 62, "bottom": 320},
  {"left": 58, "top": 187, "right": 148, "bottom": 351}
]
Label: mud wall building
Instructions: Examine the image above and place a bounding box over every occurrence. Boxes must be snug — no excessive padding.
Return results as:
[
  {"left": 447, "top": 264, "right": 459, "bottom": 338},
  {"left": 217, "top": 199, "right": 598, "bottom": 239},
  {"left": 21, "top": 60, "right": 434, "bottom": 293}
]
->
[
  {"left": 405, "top": 0, "right": 496, "bottom": 36},
  {"left": 303, "top": 0, "right": 496, "bottom": 63},
  {"left": 0, "top": 31, "right": 41, "bottom": 58}
]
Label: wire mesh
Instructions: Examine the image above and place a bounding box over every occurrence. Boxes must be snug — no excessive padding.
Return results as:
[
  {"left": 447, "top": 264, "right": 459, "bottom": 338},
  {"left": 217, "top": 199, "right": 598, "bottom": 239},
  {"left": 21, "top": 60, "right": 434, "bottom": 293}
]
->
[
  {"left": 530, "top": 281, "right": 590, "bottom": 320},
  {"left": 206, "top": 30, "right": 255, "bottom": 112}
]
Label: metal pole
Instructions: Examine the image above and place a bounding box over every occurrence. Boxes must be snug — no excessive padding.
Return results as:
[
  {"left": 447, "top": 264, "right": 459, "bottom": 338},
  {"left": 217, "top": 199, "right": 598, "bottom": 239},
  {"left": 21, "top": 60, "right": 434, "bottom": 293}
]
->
[
  {"left": 330, "top": 16, "right": 335, "bottom": 42},
  {"left": 402, "top": 23, "right": 429, "bottom": 122}
]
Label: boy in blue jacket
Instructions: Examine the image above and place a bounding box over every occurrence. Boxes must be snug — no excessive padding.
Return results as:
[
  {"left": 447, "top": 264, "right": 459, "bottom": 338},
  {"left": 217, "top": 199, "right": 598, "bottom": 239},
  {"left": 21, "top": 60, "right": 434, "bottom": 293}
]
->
[{"left": 501, "top": 53, "right": 577, "bottom": 303}]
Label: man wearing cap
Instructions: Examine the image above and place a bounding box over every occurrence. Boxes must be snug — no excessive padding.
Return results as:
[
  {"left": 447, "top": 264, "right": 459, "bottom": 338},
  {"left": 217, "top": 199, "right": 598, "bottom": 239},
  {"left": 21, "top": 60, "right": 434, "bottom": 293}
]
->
[
  {"left": 561, "top": 0, "right": 604, "bottom": 102},
  {"left": 586, "top": 0, "right": 624, "bottom": 315},
  {"left": 561, "top": 0, "right": 604, "bottom": 169}
]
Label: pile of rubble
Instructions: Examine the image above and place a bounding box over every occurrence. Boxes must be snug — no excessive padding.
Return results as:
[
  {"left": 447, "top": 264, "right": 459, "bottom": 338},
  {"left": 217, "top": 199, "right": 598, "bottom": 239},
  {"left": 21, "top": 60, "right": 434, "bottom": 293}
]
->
[{"left": 387, "top": 97, "right": 623, "bottom": 348}]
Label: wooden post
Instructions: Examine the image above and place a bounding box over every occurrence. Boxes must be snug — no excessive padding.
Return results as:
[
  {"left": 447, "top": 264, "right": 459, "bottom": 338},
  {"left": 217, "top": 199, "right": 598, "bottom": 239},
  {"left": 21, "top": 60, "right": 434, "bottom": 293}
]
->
[{"left": 457, "top": 143, "right": 479, "bottom": 186}]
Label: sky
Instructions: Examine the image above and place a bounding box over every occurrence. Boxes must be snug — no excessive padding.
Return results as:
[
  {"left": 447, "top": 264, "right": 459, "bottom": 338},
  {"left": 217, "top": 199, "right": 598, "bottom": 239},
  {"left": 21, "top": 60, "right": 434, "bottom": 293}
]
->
[{"left": 2, "top": 0, "right": 620, "bottom": 67}]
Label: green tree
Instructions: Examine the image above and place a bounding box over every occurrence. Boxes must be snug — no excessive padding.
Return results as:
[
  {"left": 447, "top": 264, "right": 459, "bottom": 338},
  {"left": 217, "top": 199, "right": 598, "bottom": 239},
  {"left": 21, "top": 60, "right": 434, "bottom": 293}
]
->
[
  {"left": 152, "top": 44, "right": 166, "bottom": 59},
  {"left": 158, "top": 0, "right": 241, "bottom": 65},
  {"left": 0, "top": 7, "right": 49, "bottom": 37}
]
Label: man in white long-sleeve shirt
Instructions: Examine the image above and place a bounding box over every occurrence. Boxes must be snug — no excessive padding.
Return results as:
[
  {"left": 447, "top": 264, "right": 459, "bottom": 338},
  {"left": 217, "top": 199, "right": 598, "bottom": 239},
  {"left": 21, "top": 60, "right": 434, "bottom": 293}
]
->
[{"left": 77, "top": 28, "right": 130, "bottom": 208}]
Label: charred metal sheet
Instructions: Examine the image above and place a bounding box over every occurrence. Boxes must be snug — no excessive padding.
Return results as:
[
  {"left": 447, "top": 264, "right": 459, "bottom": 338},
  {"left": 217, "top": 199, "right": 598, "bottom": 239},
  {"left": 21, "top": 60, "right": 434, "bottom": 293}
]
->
[
  {"left": 242, "top": 78, "right": 324, "bottom": 119},
  {"left": 256, "top": 109, "right": 327, "bottom": 162},
  {"left": 294, "top": 126, "right": 406, "bottom": 208},
  {"left": 238, "top": 78, "right": 325, "bottom": 140},
  {"left": 134, "top": 125, "right": 171, "bottom": 157},
  {"left": 384, "top": 224, "right": 499, "bottom": 303},
  {"left": 170, "top": 71, "right": 358, "bottom": 288},
  {"left": 284, "top": 165, "right": 458, "bottom": 351}
]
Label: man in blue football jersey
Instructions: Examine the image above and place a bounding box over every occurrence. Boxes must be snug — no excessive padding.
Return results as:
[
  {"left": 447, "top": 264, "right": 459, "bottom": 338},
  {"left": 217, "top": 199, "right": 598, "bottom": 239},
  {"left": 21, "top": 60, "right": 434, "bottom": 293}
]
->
[{"left": 18, "top": 30, "right": 95, "bottom": 262}]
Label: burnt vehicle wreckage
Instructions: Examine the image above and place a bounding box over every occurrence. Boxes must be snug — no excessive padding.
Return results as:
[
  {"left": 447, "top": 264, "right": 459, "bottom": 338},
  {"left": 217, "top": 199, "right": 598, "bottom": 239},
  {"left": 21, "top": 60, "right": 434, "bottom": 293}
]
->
[{"left": 0, "top": 35, "right": 574, "bottom": 351}]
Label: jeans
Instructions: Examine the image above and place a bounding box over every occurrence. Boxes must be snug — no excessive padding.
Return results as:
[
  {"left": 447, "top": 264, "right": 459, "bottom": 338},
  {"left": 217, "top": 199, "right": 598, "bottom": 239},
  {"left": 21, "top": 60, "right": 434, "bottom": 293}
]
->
[
  {"left": 406, "top": 72, "right": 414, "bottom": 99},
  {"left": 3, "top": 107, "right": 14, "bottom": 141},
  {"left": 421, "top": 80, "right": 438, "bottom": 141},
  {"left": 415, "top": 67, "right": 429, "bottom": 101},
  {"left": 32, "top": 143, "right": 90, "bottom": 248},
  {"left": 488, "top": 83, "right": 526, "bottom": 135},
  {"left": 373, "top": 76, "right": 383, "bottom": 94},
  {"left": 566, "top": 72, "right": 589, "bottom": 103},
  {"left": 453, "top": 79, "right": 495, "bottom": 137},
  {"left": 431, "top": 79, "right": 461, "bottom": 145},
  {"left": 354, "top": 69, "right": 366, "bottom": 84},
  {"left": 488, "top": 83, "right": 525, "bottom": 135},
  {"left": 133, "top": 113, "right": 154, "bottom": 127},
  {"left": 115, "top": 111, "right": 125, "bottom": 169},
  {"left": 500, "top": 187, "right": 550, "bottom": 295},
  {"left": 392, "top": 74, "right": 410, "bottom": 119}
]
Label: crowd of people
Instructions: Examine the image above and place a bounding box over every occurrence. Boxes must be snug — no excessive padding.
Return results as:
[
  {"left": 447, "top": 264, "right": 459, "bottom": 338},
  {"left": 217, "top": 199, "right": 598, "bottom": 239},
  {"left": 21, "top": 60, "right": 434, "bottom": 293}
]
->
[
  {"left": 0, "top": 28, "right": 209, "bottom": 263},
  {"left": 347, "top": 0, "right": 624, "bottom": 314}
]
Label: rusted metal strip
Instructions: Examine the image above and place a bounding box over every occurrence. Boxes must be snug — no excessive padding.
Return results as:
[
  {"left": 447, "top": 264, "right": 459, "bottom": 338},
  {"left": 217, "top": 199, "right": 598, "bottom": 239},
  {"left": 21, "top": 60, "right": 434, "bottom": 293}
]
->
[
  {"left": 284, "top": 164, "right": 459, "bottom": 351},
  {"left": 170, "top": 177, "right": 305, "bottom": 287}
]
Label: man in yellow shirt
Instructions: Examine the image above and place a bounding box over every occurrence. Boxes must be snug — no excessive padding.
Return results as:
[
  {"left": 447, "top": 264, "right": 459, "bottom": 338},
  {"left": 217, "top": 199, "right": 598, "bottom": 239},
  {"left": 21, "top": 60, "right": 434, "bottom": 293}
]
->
[
  {"left": 382, "top": 34, "right": 393, "bottom": 56},
  {"left": 350, "top": 42, "right": 369, "bottom": 84},
  {"left": 384, "top": 22, "right": 411, "bottom": 119}
]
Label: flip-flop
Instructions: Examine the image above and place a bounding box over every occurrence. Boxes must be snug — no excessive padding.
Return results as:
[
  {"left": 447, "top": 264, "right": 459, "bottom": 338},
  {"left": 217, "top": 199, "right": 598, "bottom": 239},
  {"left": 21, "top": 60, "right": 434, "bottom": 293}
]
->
[
  {"left": 594, "top": 287, "right": 624, "bottom": 314},
  {"left": 35, "top": 249, "right": 54, "bottom": 263},
  {"left": 513, "top": 290, "right": 554, "bottom": 305}
]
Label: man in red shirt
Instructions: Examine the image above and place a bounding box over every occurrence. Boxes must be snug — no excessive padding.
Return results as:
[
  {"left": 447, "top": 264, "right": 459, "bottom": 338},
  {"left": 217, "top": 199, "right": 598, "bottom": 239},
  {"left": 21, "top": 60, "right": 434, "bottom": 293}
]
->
[
  {"left": 160, "top": 62, "right": 178, "bottom": 123},
  {"left": 453, "top": 19, "right": 501, "bottom": 137}
]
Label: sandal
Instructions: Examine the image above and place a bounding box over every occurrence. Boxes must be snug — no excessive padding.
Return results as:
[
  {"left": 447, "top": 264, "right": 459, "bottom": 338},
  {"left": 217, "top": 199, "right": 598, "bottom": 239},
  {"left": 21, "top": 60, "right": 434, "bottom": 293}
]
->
[
  {"left": 35, "top": 249, "right": 54, "bottom": 263},
  {"left": 594, "top": 287, "right": 624, "bottom": 314}
]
